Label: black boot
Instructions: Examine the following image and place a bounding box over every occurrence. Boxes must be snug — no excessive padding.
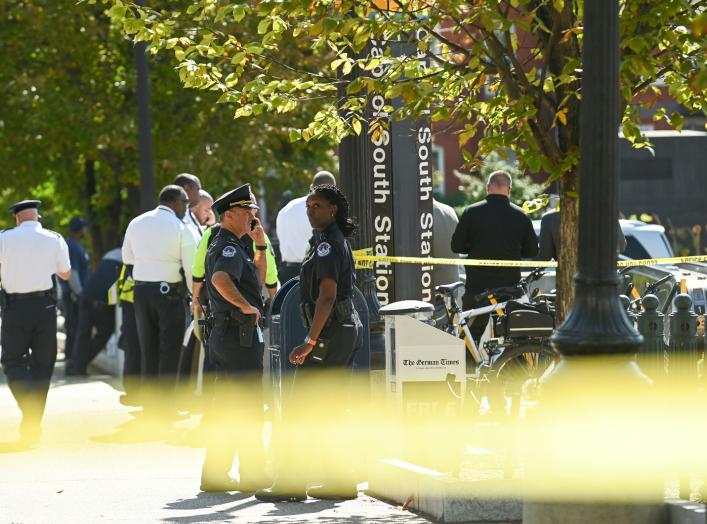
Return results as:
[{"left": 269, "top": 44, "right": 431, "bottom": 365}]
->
[
  {"left": 255, "top": 485, "right": 307, "bottom": 502},
  {"left": 307, "top": 484, "right": 358, "bottom": 500}
]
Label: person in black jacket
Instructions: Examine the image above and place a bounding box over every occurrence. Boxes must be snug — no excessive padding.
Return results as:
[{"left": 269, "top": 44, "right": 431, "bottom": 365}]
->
[
  {"left": 451, "top": 171, "right": 538, "bottom": 344},
  {"left": 538, "top": 209, "right": 626, "bottom": 261}
]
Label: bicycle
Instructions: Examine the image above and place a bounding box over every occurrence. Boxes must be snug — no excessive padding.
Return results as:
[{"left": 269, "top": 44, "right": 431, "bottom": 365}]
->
[{"left": 435, "top": 268, "right": 559, "bottom": 415}]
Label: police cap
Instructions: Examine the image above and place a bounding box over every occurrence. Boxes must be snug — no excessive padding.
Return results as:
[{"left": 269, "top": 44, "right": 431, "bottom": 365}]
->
[
  {"left": 68, "top": 216, "right": 88, "bottom": 232},
  {"left": 212, "top": 184, "right": 259, "bottom": 214},
  {"left": 8, "top": 200, "right": 41, "bottom": 214}
]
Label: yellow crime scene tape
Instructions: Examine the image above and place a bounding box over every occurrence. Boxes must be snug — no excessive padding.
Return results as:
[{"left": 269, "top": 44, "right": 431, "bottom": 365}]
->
[{"left": 351, "top": 249, "right": 707, "bottom": 270}]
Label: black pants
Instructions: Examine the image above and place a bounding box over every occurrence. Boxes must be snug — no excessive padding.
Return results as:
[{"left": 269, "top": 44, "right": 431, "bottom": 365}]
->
[
  {"left": 1, "top": 295, "right": 58, "bottom": 430},
  {"left": 273, "top": 314, "right": 362, "bottom": 491},
  {"left": 70, "top": 298, "right": 115, "bottom": 373},
  {"left": 133, "top": 284, "right": 186, "bottom": 389},
  {"left": 62, "top": 295, "right": 79, "bottom": 360},
  {"left": 201, "top": 318, "right": 266, "bottom": 483},
  {"left": 278, "top": 262, "right": 301, "bottom": 286},
  {"left": 118, "top": 301, "right": 141, "bottom": 397}
]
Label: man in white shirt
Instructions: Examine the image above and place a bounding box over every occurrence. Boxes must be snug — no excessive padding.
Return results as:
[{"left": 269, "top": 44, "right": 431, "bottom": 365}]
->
[
  {"left": 173, "top": 173, "right": 204, "bottom": 238},
  {"left": 275, "top": 170, "right": 336, "bottom": 284},
  {"left": 122, "top": 185, "right": 197, "bottom": 410},
  {"left": 0, "top": 200, "right": 71, "bottom": 445}
]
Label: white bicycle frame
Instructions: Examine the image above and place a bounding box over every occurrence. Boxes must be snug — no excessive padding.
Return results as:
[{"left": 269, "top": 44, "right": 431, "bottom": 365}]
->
[{"left": 456, "top": 295, "right": 530, "bottom": 365}]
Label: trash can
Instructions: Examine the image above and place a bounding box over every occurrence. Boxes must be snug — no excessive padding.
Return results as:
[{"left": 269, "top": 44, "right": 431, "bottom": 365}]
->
[{"left": 267, "top": 277, "right": 370, "bottom": 419}]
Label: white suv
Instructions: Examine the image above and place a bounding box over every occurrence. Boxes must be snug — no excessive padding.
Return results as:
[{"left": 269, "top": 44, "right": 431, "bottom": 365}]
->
[
  {"left": 619, "top": 219, "right": 674, "bottom": 260},
  {"left": 530, "top": 218, "right": 674, "bottom": 261}
]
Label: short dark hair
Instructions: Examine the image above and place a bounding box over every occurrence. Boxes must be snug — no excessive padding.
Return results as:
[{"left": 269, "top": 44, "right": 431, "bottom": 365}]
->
[
  {"left": 159, "top": 185, "right": 187, "bottom": 205},
  {"left": 173, "top": 173, "right": 201, "bottom": 190}
]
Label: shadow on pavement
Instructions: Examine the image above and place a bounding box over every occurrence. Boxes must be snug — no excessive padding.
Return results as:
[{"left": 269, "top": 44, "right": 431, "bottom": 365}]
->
[
  {"left": 90, "top": 412, "right": 171, "bottom": 444},
  {"left": 165, "top": 491, "right": 252, "bottom": 510},
  {"left": 162, "top": 496, "right": 262, "bottom": 523},
  {"left": 264, "top": 499, "right": 338, "bottom": 517}
]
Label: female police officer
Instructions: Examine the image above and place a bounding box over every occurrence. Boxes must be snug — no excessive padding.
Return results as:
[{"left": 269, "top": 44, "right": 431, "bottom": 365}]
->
[{"left": 256, "top": 184, "right": 362, "bottom": 502}]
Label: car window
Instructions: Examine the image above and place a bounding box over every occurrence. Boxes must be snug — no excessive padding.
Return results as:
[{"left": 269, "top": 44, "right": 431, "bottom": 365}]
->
[{"left": 624, "top": 235, "right": 651, "bottom": 260}]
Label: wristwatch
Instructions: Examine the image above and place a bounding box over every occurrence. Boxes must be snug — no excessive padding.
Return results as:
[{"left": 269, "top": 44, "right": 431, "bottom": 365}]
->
[
  {"left": 304, "top": 336, "right": 317, "bottom": 346},
  {"left": 255, "top": 245, "right": 267, "bottom": 251}
]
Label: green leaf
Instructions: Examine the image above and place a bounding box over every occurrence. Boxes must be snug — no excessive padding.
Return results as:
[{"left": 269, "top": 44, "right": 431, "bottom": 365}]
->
[
  {"left": 231, "top": 52, "right": 247, "bottom": 65},
  {"left": 234, "top": 105, "right": 253, "bottom": 118},
  {"left": 257, "top": 18, "right": 270, "bottom": 35},
  {"left": 272, "top": 17, "right": 287, "bottom": 33},
  {"left": 233, "top": 6, "right": 246, "bottom": 22}
]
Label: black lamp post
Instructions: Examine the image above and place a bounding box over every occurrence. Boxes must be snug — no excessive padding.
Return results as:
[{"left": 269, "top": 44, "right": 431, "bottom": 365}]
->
[
  {"left": 134, "top": 0, "right": 155, "bottom": 212},
  {"left": 550, "top": 1, "right": 642, "bottom": 357},
  {"left": 523, "top": 2, "right": 661, "bottom": 521}
]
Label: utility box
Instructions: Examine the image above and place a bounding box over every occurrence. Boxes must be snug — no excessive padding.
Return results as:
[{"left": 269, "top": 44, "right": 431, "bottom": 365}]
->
[
  {"left": 380, "top": 300, "right": 466, "bottom": 473},
  {"left": 380, "top": 300, "right": 465, "bottom": 415}
]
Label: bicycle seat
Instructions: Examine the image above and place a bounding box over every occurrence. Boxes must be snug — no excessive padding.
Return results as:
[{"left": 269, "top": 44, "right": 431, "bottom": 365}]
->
[{"left": 436, "top": 281, "right": 464, "bottom": 295}]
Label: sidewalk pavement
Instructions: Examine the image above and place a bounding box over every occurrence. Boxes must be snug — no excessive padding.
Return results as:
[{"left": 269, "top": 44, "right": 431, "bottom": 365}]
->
[{"left": 0, "top": 363, "right": 433, "bottom": 524}]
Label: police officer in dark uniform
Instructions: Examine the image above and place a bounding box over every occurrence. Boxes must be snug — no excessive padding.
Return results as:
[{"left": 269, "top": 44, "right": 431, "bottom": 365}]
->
[
  {"left": 200, "top": 183, "right": 270, "bottom": 493},
  {"left": 0, "top": 200, "right": 71, "bottom": 445},
  {"left": 256, "top": 184, "right": 362, "bottom": 502}
]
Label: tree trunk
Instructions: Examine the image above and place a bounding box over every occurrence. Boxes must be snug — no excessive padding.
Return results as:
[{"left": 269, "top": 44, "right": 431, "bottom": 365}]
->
[
  {"left": 556, "top": 171, "right": 579, "bottom": 323},
  {"left": 83, "top": 158, "right": 104, "bottom": 268}
]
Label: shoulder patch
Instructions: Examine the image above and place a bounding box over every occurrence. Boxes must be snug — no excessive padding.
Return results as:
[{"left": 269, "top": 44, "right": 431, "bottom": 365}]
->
[
  {"left": 316, "top": 242, "right": 332, "bottom": 257},
  {"left": 222, "top": 245, "right": 237, "bottom": 258}
]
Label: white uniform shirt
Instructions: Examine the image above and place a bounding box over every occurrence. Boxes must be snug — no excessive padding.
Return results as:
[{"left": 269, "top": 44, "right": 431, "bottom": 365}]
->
[
  {"left": 276, "top": 195, "right": 313, "bottom": 263},
  {"left": 122, "top": 205, "right": 197, "bottom": 288},
  {"left": 0, "top": 221, "right": 71, "bottom": 294}
]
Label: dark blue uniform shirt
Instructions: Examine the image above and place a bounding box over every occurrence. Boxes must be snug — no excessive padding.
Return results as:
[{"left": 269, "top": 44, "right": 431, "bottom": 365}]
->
[
  {"left": 82, "top": 249, "right": 122, "bottom": 303},
  {"left": 66, "top": 237, "right": 90, "bottom": 284},
  {"left": 205, "top": 228, "right": 264, "bottom": 315},
  {"left": 299, "top": 222, "right": 354, "bottom": 305}
]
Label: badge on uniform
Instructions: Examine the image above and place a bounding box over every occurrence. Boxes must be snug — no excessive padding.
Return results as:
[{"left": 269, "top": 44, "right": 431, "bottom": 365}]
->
[
  {"left": 222, "top": 245, "right": 237, "bottom": 258},
  {"left": 316, "top": 242, "right": 331, "bottom": 257}
]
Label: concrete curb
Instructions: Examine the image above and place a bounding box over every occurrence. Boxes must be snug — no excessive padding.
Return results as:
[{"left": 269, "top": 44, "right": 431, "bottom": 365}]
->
[
  {"left": 666, "top": 499, "right": 706, "bottom": 524},
  {"left": 368, "top": 458, "right": 521, "bottom": 523}
]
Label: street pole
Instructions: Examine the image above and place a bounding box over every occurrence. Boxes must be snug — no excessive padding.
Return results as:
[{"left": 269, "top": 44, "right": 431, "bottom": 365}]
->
[
  {"left": 338, "top": 52, "right": 386, "bottom": 364},
  {"left": 523, "top": 2, "right": 662, "bottom": 521},
  {"left": 549, "top": 1, "right": 640, "bottom": 356},
  {"left": 134, "top": 0, "right": 155, "bottom": 212}
]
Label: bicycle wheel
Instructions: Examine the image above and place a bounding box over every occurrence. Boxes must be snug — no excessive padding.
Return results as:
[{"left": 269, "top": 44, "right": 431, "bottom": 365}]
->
[{"left": 487, "top": 342, "right": 560, "bottom": 416}]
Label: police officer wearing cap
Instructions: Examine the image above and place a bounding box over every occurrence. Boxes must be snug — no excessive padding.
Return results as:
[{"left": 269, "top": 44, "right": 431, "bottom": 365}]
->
[
  {"left": 0, "top": 200, "right": 71, "bottom": 444},
  {"left": 121, "top": 185, "right": 197, "bottom": 413},
  {"left": 200, "top": 183, "right": 270, "bottom": 493},
  {"left": 256, "top": 184, "right": 362, "bottom": 502},
  {"left": 61, "top": 216, "right": 89, "bottom": 364}
]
